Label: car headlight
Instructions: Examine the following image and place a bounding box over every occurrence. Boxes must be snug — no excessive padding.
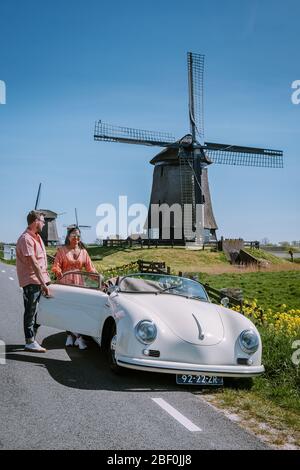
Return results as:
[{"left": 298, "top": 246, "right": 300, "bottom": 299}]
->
[
  {"left": 239, "top": 329, "right": 259, "bottom": 354},
  {"left": 135, "top": 320, "right": 157, "bottom": 345}
]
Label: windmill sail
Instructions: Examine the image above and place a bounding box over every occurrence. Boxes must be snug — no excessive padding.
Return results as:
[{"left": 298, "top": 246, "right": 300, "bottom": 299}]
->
[
  {"left": 35, "top": 183, "right": 42, "bottom": 210},
  {"left": 204, "top": 142, "right": 283, "bottom": 168},
  {"left": 75, "top": 208, "right": 79, "bottom": 227},
  {"left": 68, "top": 208, "right": 91, "bottom": 230},
  {"left": 187, "top": 52, "right": 205, "bottom": 142}
]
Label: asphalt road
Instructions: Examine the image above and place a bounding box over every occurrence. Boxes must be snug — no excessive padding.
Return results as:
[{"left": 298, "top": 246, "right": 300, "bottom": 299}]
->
[{"left": 0, "top": 262, "right": 269, "bottom": 450}]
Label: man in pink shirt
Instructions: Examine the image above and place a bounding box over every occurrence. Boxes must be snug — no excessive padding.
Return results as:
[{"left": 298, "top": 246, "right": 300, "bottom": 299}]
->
[{"left": 16, "top": 210, "right": 51, "bottom": 353}]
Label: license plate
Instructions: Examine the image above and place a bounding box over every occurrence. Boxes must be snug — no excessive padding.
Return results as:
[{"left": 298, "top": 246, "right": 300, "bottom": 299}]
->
[{"left": 176, "top": 374, "right": 223, "bottom": 386}]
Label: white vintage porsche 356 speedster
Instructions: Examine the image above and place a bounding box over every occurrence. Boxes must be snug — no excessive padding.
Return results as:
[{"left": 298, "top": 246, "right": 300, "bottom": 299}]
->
[{"left": 38, "top": 272, "right": 264, "bottom": 385}]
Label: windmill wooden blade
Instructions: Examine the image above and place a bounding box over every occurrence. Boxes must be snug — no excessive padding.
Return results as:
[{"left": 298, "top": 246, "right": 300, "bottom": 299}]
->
[
  {"left": 35, "top": 183, "right": 42, "bottom": 210},
  {"left": 187, "top": 52, "right": 205, "bottom": 142},
  {"left": 75, "top": 208, "right": 79, "bottom": 227},
  {"left": 74, "top": 208, "right": 91, "bottom": 230},
  {"left": 94, "top": 121, "right": 176, "bottom": 147},
  {"left": 204, "top": 142, "right": 283, "bottom": 168}
]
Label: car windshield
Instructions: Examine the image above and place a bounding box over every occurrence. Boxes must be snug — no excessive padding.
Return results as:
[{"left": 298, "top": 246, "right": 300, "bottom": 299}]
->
[
  {"left": 118, "top": 273, "right": 208, "bottom": 301},
  {"left": 56, "top": 271, "right": 102, "bottom": 290}
]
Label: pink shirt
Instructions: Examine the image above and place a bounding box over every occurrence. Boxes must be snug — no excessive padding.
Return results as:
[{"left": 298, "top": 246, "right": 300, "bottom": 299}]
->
[{"left": 16, "top": 229, "right": 50, "bottom": 288}]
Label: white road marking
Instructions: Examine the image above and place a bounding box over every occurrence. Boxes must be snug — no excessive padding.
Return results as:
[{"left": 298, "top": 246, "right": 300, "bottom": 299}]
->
[
  {"left": 1, "top": 270, "right": 5, "bottom": 273},
  {"left": 151, "top": 398, "right": 202, "bottom": 432},
  {"left": 9, "top": 277, "right": 14, "bottom": 281}
]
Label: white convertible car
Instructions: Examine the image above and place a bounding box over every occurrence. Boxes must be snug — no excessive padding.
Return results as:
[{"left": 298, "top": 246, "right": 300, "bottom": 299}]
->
[{"left": 38, "top": 272, "right": 264, "bottom": 385}]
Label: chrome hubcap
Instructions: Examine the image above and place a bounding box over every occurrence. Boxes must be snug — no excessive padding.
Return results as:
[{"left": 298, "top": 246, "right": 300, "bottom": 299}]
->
[
  {"left": 110, "top": 334, "right": 117, "bottom": 352},
  {"left": 110, "top": 334, "right": 117, "bottom": 365}
]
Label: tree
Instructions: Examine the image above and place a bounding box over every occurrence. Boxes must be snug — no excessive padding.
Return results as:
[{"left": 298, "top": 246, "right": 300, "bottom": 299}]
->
[
  {"left": 279, "top": 241, "right": 290, "bottom": 248},
  {"left": 260, "top": 237, "right": 270, "bottom": 246}
]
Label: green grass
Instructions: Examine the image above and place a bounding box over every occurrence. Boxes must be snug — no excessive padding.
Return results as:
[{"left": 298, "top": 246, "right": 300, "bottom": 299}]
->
[
  {"left": 0, "top": 258, "right": 16, "bottom": 265},
  {"left": 87, "top": 246, "right": 229, "bottom": 273},
  {"left": 205, "top": 386, "right": 300, "bottom": 447},
  {"left": 198, "top": 270, "right": 300, "bottom": 310},
  {"left": 254, "top": 327, "right": 300, "bottom": 411},
  {"left": 0, "top": 250, "right": 16, "bottom": 266},
  {"left": 44, "top": 246, "right": 57, "bottom": 256},
  {"left": 244, "top": 248, "right": 287, "bottom": 265},
  {"left": 205, "top": 326, "right": 300, "bottom": 446}
]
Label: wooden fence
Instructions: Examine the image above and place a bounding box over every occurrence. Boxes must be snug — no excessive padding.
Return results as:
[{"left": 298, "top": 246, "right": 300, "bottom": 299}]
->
[
  {"left": 47, "top": 251, "right": 244, "bottom": 310},
  {"left": 101, "top": 258, "right": 243, "bottom": 310}
]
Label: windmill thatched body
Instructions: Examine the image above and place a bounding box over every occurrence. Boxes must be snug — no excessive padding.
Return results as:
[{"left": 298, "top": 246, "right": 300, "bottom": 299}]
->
[
  {"left": 34, "top": 184, "right": 60, "bottom": 246},
  {"left": 148, "top": 146, "right": 217, "bottom": 241},
  {"left": 39, "top": 209, "right": 59, "bottom": 246}
]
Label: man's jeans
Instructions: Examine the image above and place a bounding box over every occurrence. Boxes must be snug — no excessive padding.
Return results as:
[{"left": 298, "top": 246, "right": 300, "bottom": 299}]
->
[{"left": 23, "top": 284, "right": 42, "bottom": 343}]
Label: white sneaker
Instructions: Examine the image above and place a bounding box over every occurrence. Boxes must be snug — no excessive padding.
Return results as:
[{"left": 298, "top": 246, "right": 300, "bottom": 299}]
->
[
  {"left": 65, "top": 334, "right": 74, "bottom": 347},
  {"left": 74, "top": 336, "right": 88, "bottom": 350},
  {"left": 24, "top": 341, "right": 46, "bottom": 353}
]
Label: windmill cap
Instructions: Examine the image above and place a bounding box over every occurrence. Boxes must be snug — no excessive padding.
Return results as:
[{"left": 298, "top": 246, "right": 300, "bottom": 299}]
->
[{"left": 38, "top": 209, "right": 58, "bottom": 218}]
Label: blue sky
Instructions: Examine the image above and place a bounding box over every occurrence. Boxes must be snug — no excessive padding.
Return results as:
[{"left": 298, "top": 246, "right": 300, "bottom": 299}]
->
[{"left": 0, "top": 0, "right": 299, "bottom": 244}]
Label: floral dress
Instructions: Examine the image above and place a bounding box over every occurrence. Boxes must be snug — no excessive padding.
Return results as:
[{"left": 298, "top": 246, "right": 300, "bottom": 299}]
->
[{"left": 52, "top": 246, "right": 96, "bottom": 285}]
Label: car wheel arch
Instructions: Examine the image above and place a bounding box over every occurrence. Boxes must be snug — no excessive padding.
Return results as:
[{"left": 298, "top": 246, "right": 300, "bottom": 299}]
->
[{"left": 101, "top": 316, "right": 116, "bottom": 351}]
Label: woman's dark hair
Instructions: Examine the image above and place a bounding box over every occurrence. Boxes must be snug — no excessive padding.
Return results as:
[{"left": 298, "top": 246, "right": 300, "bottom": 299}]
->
[{"left": 64, "top": 226, "right": 86, "bottom": 249}]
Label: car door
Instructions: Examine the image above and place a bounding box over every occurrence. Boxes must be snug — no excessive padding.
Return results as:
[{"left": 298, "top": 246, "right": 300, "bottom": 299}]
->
[{"left": 37, "top": 272, "right": 109, "bottom": 336}]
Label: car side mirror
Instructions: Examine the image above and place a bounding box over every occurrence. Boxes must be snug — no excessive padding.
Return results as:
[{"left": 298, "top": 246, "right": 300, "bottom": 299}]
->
[{"left": 221, "top": 297, "right": 229, "bottom": 308}]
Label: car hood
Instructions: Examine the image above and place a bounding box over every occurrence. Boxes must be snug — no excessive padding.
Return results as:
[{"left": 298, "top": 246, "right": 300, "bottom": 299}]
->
[{"left": 120, "top": 293, "right": 225, "bottom": 346}]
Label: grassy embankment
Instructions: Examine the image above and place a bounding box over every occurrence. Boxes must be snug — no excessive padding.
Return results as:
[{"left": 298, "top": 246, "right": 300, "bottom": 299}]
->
[{"left": 88, "top": 245, "right": 228, "bottom": 273}]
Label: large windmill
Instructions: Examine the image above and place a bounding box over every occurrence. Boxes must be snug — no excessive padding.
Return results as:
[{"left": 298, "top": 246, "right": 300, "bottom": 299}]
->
[
  {"left": 94, "top": 52, "right": 283, "bottom": 246},
  {"left": 34, "top": 183, "right": 62, "bottom": 246}
]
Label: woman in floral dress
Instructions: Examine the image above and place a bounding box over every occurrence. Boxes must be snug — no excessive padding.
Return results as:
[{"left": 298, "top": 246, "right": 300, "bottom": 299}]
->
[{"left": 52, "top": 226, "right": 98, "bottom": 349}]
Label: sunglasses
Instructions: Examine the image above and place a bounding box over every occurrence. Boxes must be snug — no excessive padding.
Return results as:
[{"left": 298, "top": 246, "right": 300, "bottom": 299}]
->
[{"left": 70, "top": 234, "right": 81, "bottom": 239}]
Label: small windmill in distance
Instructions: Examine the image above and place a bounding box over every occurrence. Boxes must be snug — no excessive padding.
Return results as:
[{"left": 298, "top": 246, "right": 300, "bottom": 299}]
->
[{"left": 34, "top": 183, "right": 64, "bottom": 246}]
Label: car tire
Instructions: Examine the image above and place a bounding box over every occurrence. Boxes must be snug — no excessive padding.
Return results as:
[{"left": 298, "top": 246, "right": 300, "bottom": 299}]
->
[{"left": 107, "top": 324, "right": 123, "bottom": 374}]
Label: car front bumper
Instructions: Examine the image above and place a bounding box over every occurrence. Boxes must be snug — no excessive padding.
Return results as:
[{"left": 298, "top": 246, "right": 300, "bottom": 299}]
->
[{"left": 117, "top": 356, "right": 265, "bottom": 377}]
